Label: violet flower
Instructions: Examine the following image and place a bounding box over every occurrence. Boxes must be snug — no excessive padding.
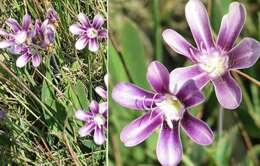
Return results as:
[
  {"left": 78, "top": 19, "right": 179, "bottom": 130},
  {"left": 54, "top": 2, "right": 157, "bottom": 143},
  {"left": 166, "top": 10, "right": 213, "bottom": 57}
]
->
[
  {"left": 45, "top": 7, "right": 59, "bottom": 25},
  {"left": 112, "top": 61, "right": 214, "bottom": 166},
  {"left": 75, "top": 100, "right": 107, "bottom": 145},
  {"left": 0, "top": 14, "right": 31, "bottom": 49},
  {"left": 162, "top": 0, "right": 260, "bottom": 109},
  {"left": 16, "top": 19, "right": 55, "bottom": 68},
  {"left": 69, "top": 13, "right": 107, "bottom": 52},
  {"left": 95, "top": 74, "right": 108, "bottom": 99}
]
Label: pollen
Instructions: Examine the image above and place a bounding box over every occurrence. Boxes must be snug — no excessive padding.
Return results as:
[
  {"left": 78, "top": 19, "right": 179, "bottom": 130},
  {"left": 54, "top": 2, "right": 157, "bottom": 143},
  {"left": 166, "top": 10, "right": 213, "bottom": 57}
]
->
[
  {"left": 94, "top": 114, "right": 105, "bottom": 127},
  {"left": 86, "top": 28, "right": 98, "bottom": 39}
]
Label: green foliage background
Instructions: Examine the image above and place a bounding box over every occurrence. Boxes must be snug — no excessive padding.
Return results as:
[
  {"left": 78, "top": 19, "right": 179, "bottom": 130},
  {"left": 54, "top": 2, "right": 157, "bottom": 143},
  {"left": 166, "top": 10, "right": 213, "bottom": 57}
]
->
[
  {"left": 108, "top": 0, "right": 260, "bottom": 165},
  {"left": 0, "top": 0, "right": 107, "bottom": 165}
]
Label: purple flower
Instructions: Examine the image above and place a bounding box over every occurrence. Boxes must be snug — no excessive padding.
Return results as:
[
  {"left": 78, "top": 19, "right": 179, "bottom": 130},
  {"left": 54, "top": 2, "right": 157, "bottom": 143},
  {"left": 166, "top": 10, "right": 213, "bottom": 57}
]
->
[
  {"left": 95, "top": 74, "right": 108, "bottom": 99},
  {"left": 69, "top": 13, "right": 107, "bottom": 52},
  {"left": 0, "top": 14, "right": 31, "bottom": 49},
  {"left": 112, "top": 61, "right": 214, "bottom": 166},
  {"left": 162, "top": 0, "right": 260, "bottom": 109},
  {"left": 75, "top": 100, "right": 107, "bottom": 145},
  {"left": 16, "top": 19, "right": 55, "bottom": 68},
  {"left": 45, "top": 7, "right": 59, "bottom": 25}
]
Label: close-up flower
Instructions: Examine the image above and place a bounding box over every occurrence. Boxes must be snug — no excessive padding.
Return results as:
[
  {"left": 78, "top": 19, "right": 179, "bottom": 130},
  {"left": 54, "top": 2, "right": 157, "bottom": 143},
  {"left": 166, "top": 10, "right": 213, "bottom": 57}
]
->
[
  {"left": 69, "top": 13, "right": 107, "bottom": 52},
  {"left": 162, "top": 0, "right": 260, "bottom": 109},
  {"left": 75, "top": 100, "right": 107, "bottom": 145},
  {"left": 112, "top": 61, "right": 214, "bottom": 166},
  {"left": 0, "top": 14, "right": 31, "bottom": 49}
]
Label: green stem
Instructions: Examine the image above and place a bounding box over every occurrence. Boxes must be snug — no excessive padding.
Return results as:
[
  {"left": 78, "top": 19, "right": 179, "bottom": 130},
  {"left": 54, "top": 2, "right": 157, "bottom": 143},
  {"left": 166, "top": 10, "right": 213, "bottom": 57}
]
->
[{"left": 152, "top": 0, "right": 163, "bottom": 61}]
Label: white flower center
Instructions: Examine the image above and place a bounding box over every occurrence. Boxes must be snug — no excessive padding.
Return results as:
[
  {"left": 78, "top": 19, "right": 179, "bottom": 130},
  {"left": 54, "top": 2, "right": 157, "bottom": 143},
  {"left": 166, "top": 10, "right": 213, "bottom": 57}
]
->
[
  {"left": 87, "top": 28, "right": 98, "bottom": 38},
  {"left": 199, "top": 52, "right": 229, "bottom": 78},
  {"left": 156, "top": 95, "right": 184, "bottom": 128},
  {"left": 15, "top": 31, "right": 27, "bottom": 44},
  {"left": 94, "top": 114, "right": 105, "bottom": 127}
]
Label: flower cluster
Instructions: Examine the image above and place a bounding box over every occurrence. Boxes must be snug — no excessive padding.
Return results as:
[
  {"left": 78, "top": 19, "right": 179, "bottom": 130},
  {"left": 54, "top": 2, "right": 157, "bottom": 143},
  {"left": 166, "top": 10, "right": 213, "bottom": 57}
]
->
[
  {"left": 112, "top": 0, "right": 260, "bottom": 166},
  {"left": 75, "top": 74, "right": 108, "bottom": 145},
  {"left": 0, "top": 8, "right": 58, "bottom": 68}
]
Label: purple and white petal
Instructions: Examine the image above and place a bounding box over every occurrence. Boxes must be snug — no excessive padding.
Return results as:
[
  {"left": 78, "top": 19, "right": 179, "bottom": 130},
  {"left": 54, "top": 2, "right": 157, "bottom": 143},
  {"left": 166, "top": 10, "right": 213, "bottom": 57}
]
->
[
  {"left": 16, "top": 53, "right": 31, "bottom": 68},
  {"left": 92, "top": 14, "right": 105, "bottom": 29},
  {"left": 169, "top": 65, "right": 210, "bottom": 94},
  {"left": 181, "top": 111, "right": 214, "bottom": 145},
  {"left": 75, "top": 109, "right": 93, "bottom": 121},
  {"left": 94, "top": 126, "right": 106, "bottom": 145},
  {"left": 156, "top": 122, "right": 182, "bottom": 166},
  {"left": 112, "top": 82, "right": 161, "bottom": 110},
  {"left": 99, "top": 102, "right": 108, "bottom": 115},
  {"left": 14, "top": 31, "right": 27, "bottom": 44},
  {"left": 120, "top": 110, "right": 163, "bottom": 147},
  {"left": 0, "top": 40, "right": 15, "bottom": 48},
  {"left": 79, "top": 122, "right": 95, "bottom": 137},
  {"left": 147, "top": 61, "right": 169, "bottom": 94},
  {"left": 217, "top": 2, "right": 246, "bottom": 51},
  {"left": 77, "top": 13, "right": 91, "bottom": 27},
  {"left": 6, "top": 18, "right": 21, "bottom": 32},
  {"left": 98, "top": 29, "right": 107, "bottom": 38},
  {"left": 32, "top": 54, "right": 41, "bottom": 67},
  {"left": 0, "top": 29, "right": 9, "bottom": 36},
  {"left": 75, "top": 36, "right": 88, "bottom": 50},
  {"left": 89, "top": 100, "right": 99, "bottom": 114},
  {"left": 228, "top": 38, "right": 260, "bottom": 69},
  {"left": 176, "top": 80, "right": 204, "bottom": 108},
  {"left": 212, "top": 72, "right": 242, "bottom": 109},
  {"left": 69, "top": 24, "right": 85, "bottom": 35},
  {"left": 95, "top": 86, "right": 107, "bottom": 99},
  {"left": 88, "top": 38, "right": 99, "bottom": 52},
  {"left": 185, "top": 0, "right": 214, "bottom": 51},
  {"left": 104, "top": 74, "right": 108, "bottom": 88},
  {"left": 22, "top": 14, "right": 31, "bottom": 30},
  {"left": 162, "top": 29, "right": 199, "bottom": 60}
]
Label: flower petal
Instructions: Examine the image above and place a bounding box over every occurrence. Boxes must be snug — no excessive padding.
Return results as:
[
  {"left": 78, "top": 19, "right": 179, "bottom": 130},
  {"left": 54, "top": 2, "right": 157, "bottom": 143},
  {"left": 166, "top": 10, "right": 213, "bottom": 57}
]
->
[
  {"left": 104, "top": 74, "right": 108, "bottom": 88},
  {"left": 88, "top": 38, "right": 99, "bottom": 52},
  {"left": 112, "top": 82, "right": 160, "bottom": 110},
  {"left": 98, "top": 29, "right": 107, "bottom": 38},
  {"left": 75, "top": 36, "right": 88, "bottom": 50},
  {"left": 77, "top": 13, "right": 91, "bottom": 27},
  {"left": 94, "top": 126, "right": 106, "bottom": 145},
  {"left": 228, "top": 38, "right": 260, "bottom": 69},
  {"left": 92, "top": 14, "right": 105, "bottom": 29},
  {"left": 22, "top": 14, "right": 31, "bottom": 30},
  {"left": 95, "top": 86, "right": 107, "bottom": 99},
  {"left": 185, "top": 0, "right": 214, "bottom": 51},
  {"left": 75, "top": 109, "right": 93, "bottom": 121},
  {"left": 120, "top": 110, "right": 163, "bottom": 147},
  {"left": 69, "top": 23, "right": 85, "bottom": 35},
  {"left": 99, "top": 102, "right": 108, "bottom": 115},
  {"left": 169, "top": 64, "right": 210, "bottom": 94},
  {"left": 0, "top": 40, "right": 15, "bottom": 48},
  {"left": 79, "top": 122, "right": 95, "bottom": 137},
  {"left": 147, "top": 61, "right": 169, "bottom": 93},
  {"left": 14, "top": 31, "right": 27, "bottom": 44},
  {"left": 6, "top": 18, "right": 21, "bottom": 32},
  {"left": 181, "top": 111, "right": 214, "bottom": 145},
  {"left": 89, "top": 100, "right": 99, "bottom": 114},
  {"left": 217, "top": 2, "right": 246, "bottom": 51},
  {"left": 0, "top": 29, "right": 9, "bottom": 36},
  {"left": 156, "top": 122, "right": 182, "bottom": 166},
  {"left": 32, "top": 54, "right": 41, "bottom": 67},
  {"left": 162, "top": 28, "right": 199, "bottom": 59},
  {"left": 176, "top": 80, "right": 204, "bottom": 108},
  {"left": 16, "top": 53, "right": 31, "bottom": 68},
  {"left": 212, "top": 72, "right": 242, "bottom": 109}
]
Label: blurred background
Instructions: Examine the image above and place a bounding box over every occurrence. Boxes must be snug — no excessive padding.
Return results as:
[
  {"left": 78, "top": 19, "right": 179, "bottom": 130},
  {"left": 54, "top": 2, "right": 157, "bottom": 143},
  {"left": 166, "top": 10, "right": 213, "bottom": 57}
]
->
[
  {"left": 108, "top": 0, "right": 260, "bottom": 165},
  {"left": 0, "top": 0, "right": 107, "bottom": 165}
]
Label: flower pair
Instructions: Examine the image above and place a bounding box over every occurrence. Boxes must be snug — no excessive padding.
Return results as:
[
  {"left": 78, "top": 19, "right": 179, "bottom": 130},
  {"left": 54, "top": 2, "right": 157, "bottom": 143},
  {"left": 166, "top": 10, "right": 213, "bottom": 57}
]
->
[
  {"left": 0, "top": 9, "right": 57, "bottom": 68},
  {"left": 75, "top": 74, "right": 108, "bottom": 145},
  {"left": 112, "top": 0, "right": 260, "bottom": 165}
]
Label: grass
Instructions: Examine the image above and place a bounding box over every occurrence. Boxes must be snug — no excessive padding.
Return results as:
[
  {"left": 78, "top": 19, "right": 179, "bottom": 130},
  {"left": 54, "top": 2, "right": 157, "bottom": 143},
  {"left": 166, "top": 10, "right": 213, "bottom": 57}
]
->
[{"left": 0, "top": 0, "right": 107, "bottom": 165}]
